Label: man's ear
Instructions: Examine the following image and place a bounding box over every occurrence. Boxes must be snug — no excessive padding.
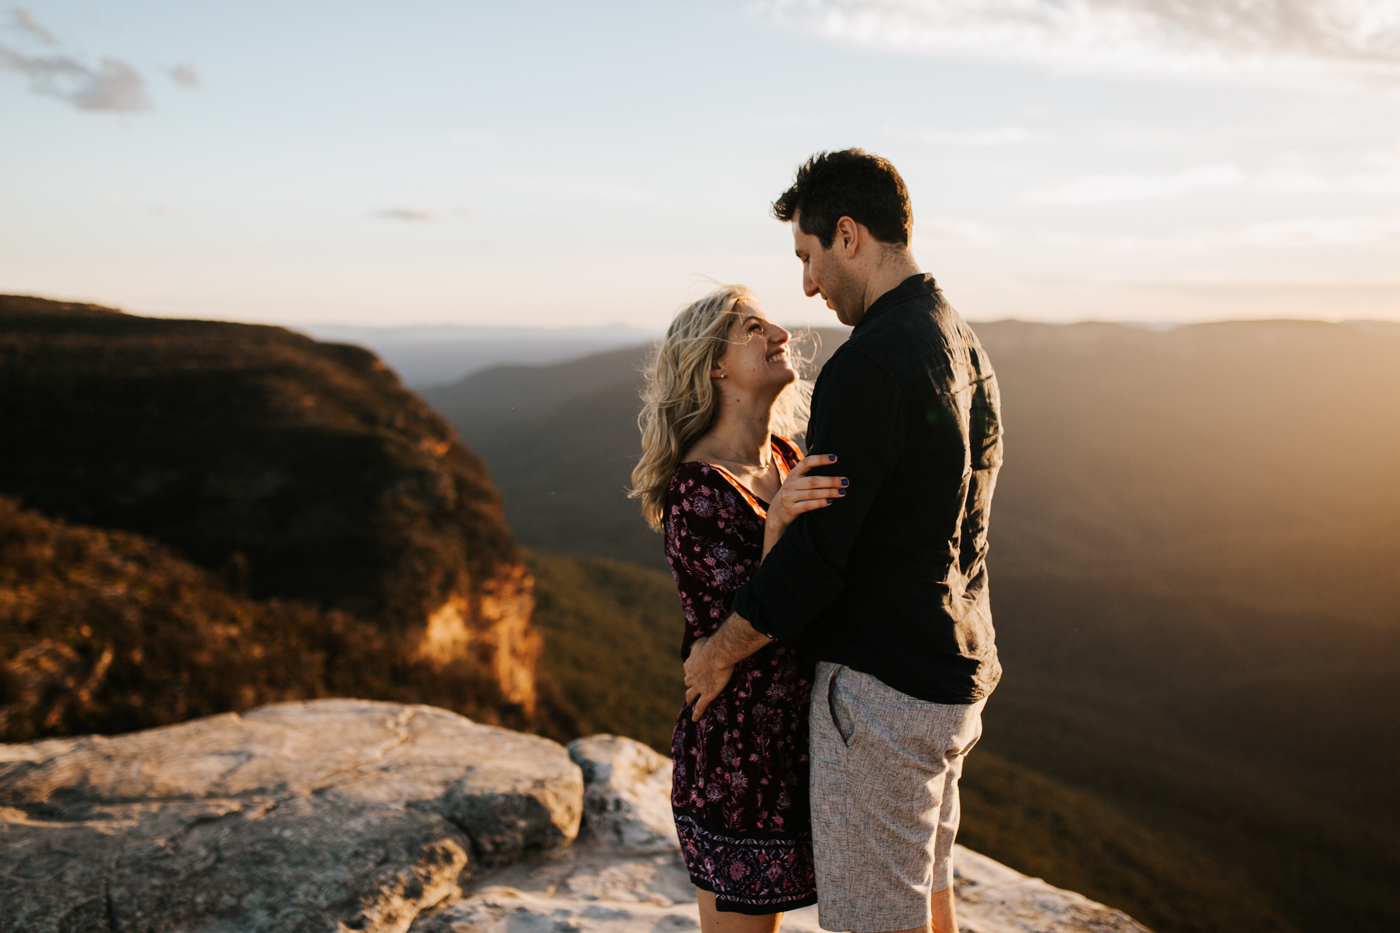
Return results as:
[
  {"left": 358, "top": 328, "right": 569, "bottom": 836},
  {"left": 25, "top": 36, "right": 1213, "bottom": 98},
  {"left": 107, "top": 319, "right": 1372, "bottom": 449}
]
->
[{"left": 835, "top": 216, "right": 860, "bottom": 257}]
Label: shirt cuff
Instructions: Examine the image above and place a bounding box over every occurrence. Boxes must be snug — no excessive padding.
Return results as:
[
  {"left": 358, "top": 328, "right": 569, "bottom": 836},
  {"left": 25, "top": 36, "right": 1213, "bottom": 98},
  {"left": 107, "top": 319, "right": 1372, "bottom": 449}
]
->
[{"left": 730, "top": 582, "right": 776, "bottom": 640}]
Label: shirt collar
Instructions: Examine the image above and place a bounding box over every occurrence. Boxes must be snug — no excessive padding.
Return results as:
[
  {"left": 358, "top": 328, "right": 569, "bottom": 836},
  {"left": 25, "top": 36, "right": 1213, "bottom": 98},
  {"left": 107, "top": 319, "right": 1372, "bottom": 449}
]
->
[{"left": 852, "top": 273, "right": 938, "bottom": 334}]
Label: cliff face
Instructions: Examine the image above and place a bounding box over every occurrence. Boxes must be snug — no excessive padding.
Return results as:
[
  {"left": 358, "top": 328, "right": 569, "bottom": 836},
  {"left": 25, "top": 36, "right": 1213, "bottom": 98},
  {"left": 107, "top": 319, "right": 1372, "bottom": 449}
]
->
[{"left": 0, "top": 295, "right": 540, "bottom": 724}]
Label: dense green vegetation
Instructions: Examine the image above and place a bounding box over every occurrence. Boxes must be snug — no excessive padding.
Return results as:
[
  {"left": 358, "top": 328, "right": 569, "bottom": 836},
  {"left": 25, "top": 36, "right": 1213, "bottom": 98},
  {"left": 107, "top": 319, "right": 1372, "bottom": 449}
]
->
[
  {"left": 526, "top": 549, "right": 684, "bottom": 752},
  {"left": 0, "top": 497, "right": 527, "bottom": 741}
]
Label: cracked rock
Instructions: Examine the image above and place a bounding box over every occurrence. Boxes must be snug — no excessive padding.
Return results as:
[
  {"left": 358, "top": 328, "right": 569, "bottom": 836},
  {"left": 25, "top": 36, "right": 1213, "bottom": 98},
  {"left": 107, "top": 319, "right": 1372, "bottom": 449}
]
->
[
  {"left": 567, "top": 735, "right": 678, "bottom": 851},
  {"left": 0, "top": 699, "right": 582, "bottom": 933}
]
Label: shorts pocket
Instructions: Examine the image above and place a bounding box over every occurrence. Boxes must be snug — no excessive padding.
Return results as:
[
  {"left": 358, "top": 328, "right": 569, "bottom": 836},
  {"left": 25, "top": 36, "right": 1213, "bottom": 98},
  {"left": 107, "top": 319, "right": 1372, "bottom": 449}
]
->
[{"left": 827, "top": 665, "right": 858, "bottom": 747}]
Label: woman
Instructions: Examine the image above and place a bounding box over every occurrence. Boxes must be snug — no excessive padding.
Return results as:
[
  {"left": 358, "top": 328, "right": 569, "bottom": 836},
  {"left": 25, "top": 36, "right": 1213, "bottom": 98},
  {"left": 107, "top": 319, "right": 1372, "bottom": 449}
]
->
[{"left": 630, "top": 285, "right": 847, "bottom": 931}]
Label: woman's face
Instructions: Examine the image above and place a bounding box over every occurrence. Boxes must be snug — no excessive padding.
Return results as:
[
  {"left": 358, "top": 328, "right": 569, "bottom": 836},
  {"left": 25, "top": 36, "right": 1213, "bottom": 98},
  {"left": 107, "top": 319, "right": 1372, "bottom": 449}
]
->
[{"left": 712, "top": 303, "right": 795, "bottom": 393}]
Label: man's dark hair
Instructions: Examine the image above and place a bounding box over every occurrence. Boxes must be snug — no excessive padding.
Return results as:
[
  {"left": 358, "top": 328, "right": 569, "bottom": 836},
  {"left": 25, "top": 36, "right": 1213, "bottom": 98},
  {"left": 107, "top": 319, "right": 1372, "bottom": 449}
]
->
[{"left": 772, "top": 149, "right": 912, "bottom": 248}]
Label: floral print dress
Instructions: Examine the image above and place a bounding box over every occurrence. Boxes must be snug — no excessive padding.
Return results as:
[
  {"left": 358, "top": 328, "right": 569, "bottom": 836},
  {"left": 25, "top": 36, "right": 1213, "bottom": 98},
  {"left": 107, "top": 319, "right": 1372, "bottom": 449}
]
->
[{"left": 666, "top": 436, "right": 817, "bottom": 915}]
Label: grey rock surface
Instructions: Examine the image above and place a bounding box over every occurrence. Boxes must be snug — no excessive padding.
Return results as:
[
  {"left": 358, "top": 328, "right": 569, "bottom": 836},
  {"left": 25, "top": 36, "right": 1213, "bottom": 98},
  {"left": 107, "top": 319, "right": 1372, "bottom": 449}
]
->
[
  {"left": 1, "top": 710, "right": 1149, "bottom": 933},
  {"left": 953, "top": 847, "right": 1152, "bottom": 933},
  {"left": 0, "top": 699, "right": 582, "bottom": 933},
  {"left": 417, "top": 733, "right": 1150, "bottom": 933},
  {"left": 410, "top": 844, "right": 1151, "bottom": 933},
  {"left": 568, "top": 734, "right": 678, "bottom": 850}
]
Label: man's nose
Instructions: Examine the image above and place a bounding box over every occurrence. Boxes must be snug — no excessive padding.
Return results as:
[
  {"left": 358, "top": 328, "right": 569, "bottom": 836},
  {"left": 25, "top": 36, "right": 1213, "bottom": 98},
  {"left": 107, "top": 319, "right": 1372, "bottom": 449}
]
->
[{"left": 802, "top": 271, "right": 819, "bottom": 298}]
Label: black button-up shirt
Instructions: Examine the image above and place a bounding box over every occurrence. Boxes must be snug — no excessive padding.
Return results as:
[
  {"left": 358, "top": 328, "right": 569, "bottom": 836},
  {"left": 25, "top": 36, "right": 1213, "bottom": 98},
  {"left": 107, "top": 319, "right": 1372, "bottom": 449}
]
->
[{"left": 732, "top": 274, "right": 1003, "bottom": 704}]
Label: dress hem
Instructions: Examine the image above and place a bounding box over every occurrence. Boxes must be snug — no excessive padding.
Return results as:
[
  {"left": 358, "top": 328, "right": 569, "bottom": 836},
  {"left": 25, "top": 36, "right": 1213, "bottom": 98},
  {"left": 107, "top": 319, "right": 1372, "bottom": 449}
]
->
[
  {"left": 673, "top": 808, "right": 817, "bottom": 915},
  {"left": 689, "top": 875, "right": 820, "bottom": 915}
]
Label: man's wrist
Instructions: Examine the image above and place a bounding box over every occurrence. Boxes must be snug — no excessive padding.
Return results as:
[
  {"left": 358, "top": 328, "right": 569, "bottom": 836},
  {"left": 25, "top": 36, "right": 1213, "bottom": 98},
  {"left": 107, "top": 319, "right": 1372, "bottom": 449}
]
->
[{"left": 711, "top": 612, "right": 774, "bottom": 664}]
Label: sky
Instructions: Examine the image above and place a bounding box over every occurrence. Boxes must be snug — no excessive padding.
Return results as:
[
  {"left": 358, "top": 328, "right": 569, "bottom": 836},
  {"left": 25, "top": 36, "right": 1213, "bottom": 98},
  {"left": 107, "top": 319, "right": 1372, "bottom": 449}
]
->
[{"left": 2, "top": 0, "right": 1398, "bottom": 329}]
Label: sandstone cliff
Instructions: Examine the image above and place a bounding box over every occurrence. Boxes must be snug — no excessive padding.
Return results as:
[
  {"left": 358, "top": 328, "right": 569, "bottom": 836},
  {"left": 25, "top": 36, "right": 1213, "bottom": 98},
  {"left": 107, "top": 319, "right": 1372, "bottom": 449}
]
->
[
  {"left": 0, "top": 295, "right": 542, "bottom": 733},
  {"left": 0, "top": 700, "right": 1152, "bottom": 933}
]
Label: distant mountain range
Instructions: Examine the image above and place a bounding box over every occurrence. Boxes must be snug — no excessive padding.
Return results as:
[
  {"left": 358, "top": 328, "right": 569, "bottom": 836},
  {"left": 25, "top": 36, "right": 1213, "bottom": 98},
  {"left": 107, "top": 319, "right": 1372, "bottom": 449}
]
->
[
  {"left": 301, "top": 324, "right": 660, "bottom": 388},
  {"left": 421, "top": 318, "right": 1400, "bottom": 933}
]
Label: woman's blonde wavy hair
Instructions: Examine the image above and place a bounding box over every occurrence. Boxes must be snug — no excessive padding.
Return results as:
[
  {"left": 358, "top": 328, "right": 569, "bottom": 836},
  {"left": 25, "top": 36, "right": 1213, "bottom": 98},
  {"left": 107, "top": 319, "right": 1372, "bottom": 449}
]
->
[{"left": 630, "top": 284, "right": 812, "bottom": 531}]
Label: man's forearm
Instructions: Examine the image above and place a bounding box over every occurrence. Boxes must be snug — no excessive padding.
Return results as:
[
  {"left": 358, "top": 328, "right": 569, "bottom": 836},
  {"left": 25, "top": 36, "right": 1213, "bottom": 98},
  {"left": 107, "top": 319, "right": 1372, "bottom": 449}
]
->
[
  {"left": 683, "top": 612, "right": 772, "bottom": 721},
  {"left": 708, "top": 612, "right": 770, "bottom": 666}
]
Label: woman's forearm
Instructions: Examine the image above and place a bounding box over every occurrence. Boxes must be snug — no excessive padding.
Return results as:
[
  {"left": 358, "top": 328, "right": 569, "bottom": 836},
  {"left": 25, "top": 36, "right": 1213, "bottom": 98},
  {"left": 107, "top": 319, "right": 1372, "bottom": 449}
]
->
[{"left": 761, "top": 519, "right": 787, "bottom": 562}]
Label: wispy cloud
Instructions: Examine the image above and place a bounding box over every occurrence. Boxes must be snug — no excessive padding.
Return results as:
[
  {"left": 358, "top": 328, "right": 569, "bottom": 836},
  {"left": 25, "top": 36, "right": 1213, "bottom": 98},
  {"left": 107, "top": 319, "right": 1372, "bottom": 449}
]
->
[
  {"left": 9, "top": 7, "right": 55, "bottom": 44},
  {"left": 1028, "top": 163, "right": 1246, "bottom": 203},
  {"left": 167, "top": 63, "right": 198, "bottom": 87},
  {"left": 754, "top": 0, "right": 1400, "bottom": 82},
  {"left": 1044, "top": 215, "right": 1400, "bottom": 249},
  {"left": 0, "top": 9, "right": 153, "bottom": 111},
  {"left": 1028, "top": 150, "right": 1400, "bottom": 203},
  {"left": 0, "top": 47, "right": 150, "bottom": 111},
  {"left": 915, "top": 217, "right": 1003, "bottom": 246},
  {"left": 372, "top": 207, "right": 437, "bottom": 223}
]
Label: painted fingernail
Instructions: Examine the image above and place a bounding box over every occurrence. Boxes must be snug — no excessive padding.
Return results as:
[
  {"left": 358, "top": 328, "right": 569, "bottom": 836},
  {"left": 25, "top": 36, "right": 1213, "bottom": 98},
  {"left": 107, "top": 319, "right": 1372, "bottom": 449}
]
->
[
  {"left": 838, "top": 489, "right": 846, "bottom": 495},
  {"left": 826, "top": 498, "right": 833, "bottom": 504},
  {"left": 840, "top": 478, "right": 849, "bottom": 486},
  {"left": 827, "top": 455, "right": 837, "bottom": 461}
]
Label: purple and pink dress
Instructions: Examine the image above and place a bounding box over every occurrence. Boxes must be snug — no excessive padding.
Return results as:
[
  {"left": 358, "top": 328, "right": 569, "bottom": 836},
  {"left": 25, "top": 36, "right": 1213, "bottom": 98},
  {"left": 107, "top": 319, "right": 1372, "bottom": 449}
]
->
[{"left": 665, "top": 436, "right": 818, "bottom": 914}]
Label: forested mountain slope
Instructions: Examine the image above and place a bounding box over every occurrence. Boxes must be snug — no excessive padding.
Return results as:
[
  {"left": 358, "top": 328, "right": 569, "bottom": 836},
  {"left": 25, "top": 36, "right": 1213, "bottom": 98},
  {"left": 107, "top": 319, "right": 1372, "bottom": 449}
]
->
[{"left": 0, "top": 294, "right": 551, "bottom": 734}]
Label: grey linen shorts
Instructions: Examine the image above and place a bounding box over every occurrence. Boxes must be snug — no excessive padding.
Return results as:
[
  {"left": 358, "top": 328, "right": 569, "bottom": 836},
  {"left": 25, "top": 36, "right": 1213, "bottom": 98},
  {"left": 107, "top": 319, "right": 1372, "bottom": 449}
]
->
[{"left": 809, "top": 661, "right": 986, "bottom": 932}]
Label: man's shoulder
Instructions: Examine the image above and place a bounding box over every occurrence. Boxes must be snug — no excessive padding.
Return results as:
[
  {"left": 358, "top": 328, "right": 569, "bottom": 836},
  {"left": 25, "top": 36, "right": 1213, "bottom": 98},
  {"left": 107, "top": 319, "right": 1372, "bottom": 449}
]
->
[{"left": 850, "top": 294, "right": 963, "bottom": 380}]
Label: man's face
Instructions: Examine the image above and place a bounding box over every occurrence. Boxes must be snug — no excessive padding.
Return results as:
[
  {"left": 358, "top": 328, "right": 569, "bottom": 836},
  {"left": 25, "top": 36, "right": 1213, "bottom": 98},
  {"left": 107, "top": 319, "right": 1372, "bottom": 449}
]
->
[{"left": 791, "top": 214, "right": 864, "bottom": 326}]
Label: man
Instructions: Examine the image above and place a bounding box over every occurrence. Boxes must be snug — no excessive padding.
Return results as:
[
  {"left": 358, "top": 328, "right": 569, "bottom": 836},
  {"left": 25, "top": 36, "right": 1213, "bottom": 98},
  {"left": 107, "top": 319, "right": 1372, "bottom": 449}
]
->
[{"left": 683, "top": 149, "right": 1003, "bottom": 933}]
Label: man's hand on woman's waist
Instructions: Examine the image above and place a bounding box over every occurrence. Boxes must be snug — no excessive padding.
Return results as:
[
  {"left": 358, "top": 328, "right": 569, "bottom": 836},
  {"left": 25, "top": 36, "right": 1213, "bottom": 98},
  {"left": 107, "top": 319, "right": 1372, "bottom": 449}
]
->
[{"left": 683, "top": 613, "right": 772, "bottom": 721}]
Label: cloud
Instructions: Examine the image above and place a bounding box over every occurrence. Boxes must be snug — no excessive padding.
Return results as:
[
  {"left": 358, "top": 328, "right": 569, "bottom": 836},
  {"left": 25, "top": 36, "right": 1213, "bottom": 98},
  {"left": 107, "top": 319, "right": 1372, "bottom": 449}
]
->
[
  {"left": 0, "top": 10, "right": 156, "bottom": 112},
  {"left": 1028, "top": 163, "right": 1247, "bottom": 203},
  {"left": 372, "top": 207, "right": 437, "bottom": 222},
  {"left": 0, "top": 47, "right": 150, "bottom": 111},
  {"left": 1044, "top": 215, "right": 1400, "bottom": 249},
  {"left": 1029, "top": 150, "right": 1400, "bottom": 203},
  {"left": 9, "top": 8, "right": 55, "bottom": 44},
  {"left": 915, "top": 217, "right": 1003, "bottom": 246},
  {"left": 754, "top": 0, "right": 1400, "bottom": 82},
  {"left": 167, "top": 63, "right": 198, "bottom": 87}
]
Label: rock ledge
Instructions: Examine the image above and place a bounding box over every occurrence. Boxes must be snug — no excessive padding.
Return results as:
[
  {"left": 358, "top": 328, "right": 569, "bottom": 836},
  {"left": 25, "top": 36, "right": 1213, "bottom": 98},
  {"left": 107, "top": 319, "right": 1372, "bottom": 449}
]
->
[{"left": 0, "top": 700, "right": 1149, "bottom": 933}]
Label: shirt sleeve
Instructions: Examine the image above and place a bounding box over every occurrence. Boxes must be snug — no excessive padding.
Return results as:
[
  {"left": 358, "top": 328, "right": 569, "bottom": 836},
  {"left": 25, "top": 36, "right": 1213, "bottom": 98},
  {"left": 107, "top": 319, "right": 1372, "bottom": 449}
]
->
[{"left": 731, "top": 349, "right": 904, "bottom": 641}]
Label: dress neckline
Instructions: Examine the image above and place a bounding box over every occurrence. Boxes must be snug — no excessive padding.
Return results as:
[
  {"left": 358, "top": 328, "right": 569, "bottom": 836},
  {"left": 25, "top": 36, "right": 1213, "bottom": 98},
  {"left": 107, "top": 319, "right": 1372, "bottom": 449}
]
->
[{"left": 681, "top": 437, "right": 795, "bottom": 520}]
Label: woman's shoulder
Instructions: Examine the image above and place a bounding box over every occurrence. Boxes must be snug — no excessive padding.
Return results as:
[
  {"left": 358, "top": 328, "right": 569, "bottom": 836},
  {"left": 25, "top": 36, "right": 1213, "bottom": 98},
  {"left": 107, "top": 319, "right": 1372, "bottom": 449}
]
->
[
  {"left": 665, "top": 461, "right": 746, "bottom": 527},
  {"left": 668, "top": 460, "right": 727, "bottom": 497}
]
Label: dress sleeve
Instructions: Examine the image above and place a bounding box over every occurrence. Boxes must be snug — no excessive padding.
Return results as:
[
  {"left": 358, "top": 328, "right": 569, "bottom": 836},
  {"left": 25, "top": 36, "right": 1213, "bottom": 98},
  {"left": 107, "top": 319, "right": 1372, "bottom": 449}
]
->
[{"left": 664, "top": 465, "right": 761, "bottom": 657}]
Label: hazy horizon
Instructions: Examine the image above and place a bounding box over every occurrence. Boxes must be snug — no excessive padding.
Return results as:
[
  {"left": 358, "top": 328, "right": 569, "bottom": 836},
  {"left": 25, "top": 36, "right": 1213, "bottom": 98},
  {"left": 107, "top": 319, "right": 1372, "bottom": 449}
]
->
[{"left": 3, "top": 2, "right": 1398, "bottom": 329}]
